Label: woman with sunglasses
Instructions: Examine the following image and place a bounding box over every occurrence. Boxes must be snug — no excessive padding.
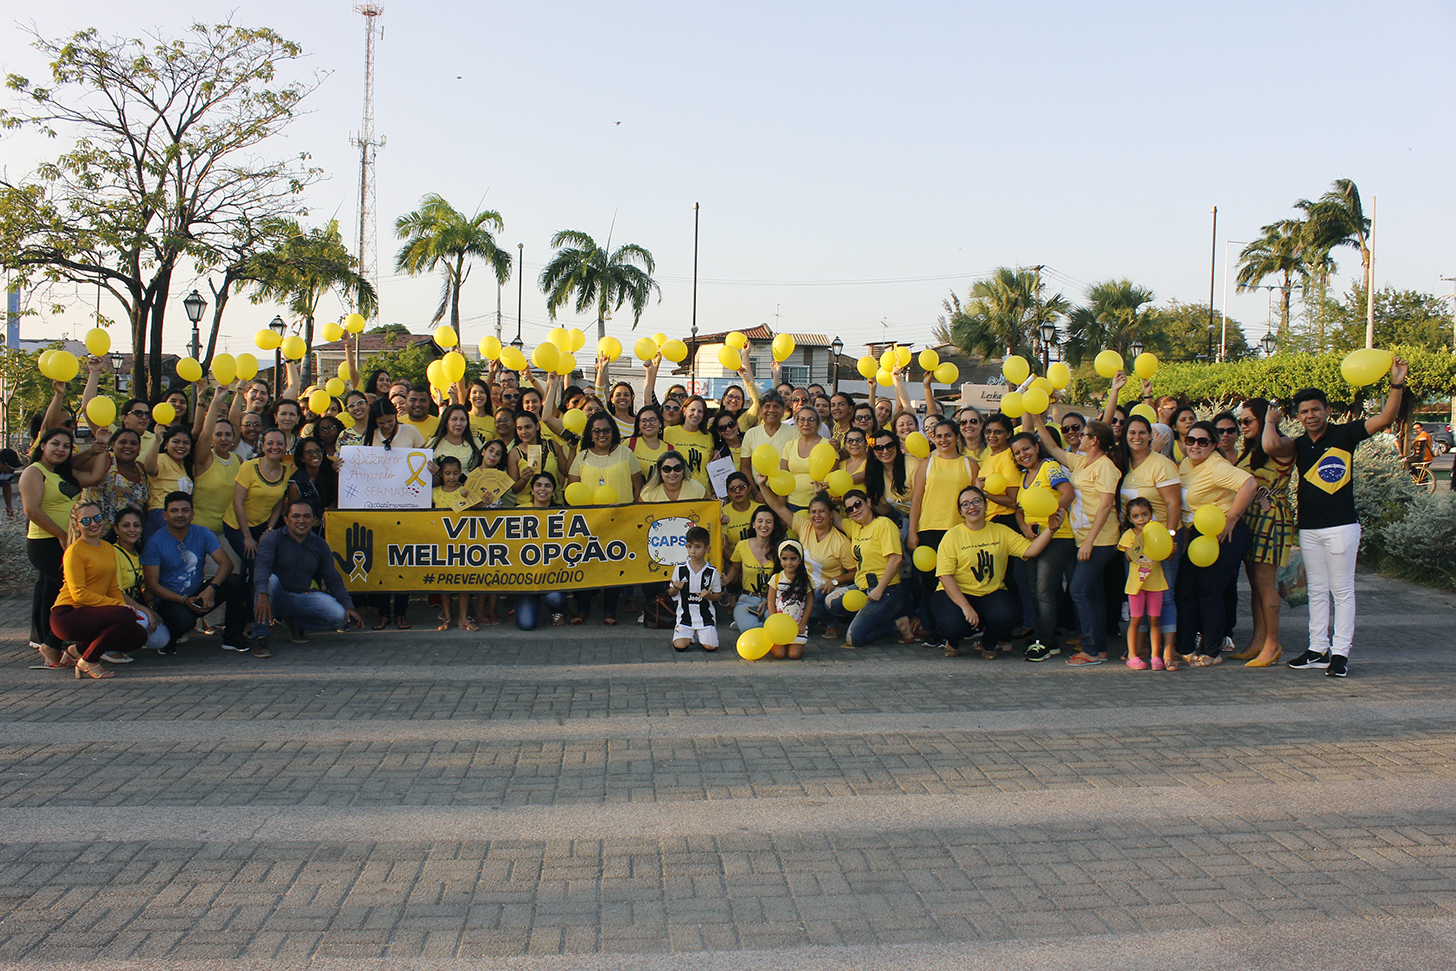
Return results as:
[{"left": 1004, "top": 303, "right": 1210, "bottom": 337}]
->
[
  {"left": 711, "top": 411, "right": 745, "bottom": 472},
  {"left": 1228, "top": 399, "right": 1295, "bottom": 667},
  {"left": 840, "top": 428, "right": 871, "bottom": 485},
  {"left": 49, "top": 500, "right": 147, "bottom": 679},
  {"left": 1114, "top": 411, "right": 1184, "bottom": 660},
  {"left": 1175, "top": 420, "right": 1257, "bottom": 667},
  {"left": 865, "top": 429, "right": 916, "bottom": 522},
  {"left": 1031, "top": 413, "right": 1126, "bottom": 664},
  {"left": 1213, "top": 412, "right": 1241, "bottom": 463},
  {"left": 568, "top": 413, "right": 643, "bottom": 624},
  {"left": 824, "top": 489, "right": 904, "bottom": 647},
  {"left": 1009, "top": 431, "right": 1076, "bottom": 661},
  {"left": 639, "top": 454, "right": 705, "bottom": 502},
  {"left": 955, "top": 407, "right": 988, "bottom": 462},
  {"left": 909, "top": 417, "right": 979, "bottom": 643},
  {"left": 723, "top": 505, "right": 784, "bottom": 632},
  {"left": 931, "top": 485, "right": 1059, "bottom": 659},
  {"left": 719, "top": 471, "right": 758, "bottom": 555}
]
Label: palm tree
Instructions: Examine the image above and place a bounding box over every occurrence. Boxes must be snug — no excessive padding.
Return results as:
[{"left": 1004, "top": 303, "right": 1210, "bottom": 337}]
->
[
  {"left": 1063, "top": 279, "right": 1166, "bottom": 365},
  {"left": 943, "top": 267, "right": 1068, "bottom": 363},
  {"left": 1235, "top": 219, "right": 1309, "bottom": 348},
  {"left": 247, "top": 218, "right": 377, "bottom": 386},
  {"left": 394, "top": 194, "right": 512, "bottom": 331},
  {"left": 539, "top": 230, "right": 661, "bottom": 342},
  {"left": 1298, "top": 178, "right": 1372, "bottom": 347}
]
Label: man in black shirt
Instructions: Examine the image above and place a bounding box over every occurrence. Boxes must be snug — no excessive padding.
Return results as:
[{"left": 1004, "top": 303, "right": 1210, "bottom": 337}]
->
[
  {"left": 251, "top": 501, "right": 362, "bottom": 657},
  {"left": 1285, "top": 355, "right": 1407, "bottom": 678}
]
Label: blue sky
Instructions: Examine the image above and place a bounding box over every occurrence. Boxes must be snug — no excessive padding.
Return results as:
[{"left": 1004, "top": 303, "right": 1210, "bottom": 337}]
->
[{"left": 3, "top": 1, "right": 1453, "bottom": 358}]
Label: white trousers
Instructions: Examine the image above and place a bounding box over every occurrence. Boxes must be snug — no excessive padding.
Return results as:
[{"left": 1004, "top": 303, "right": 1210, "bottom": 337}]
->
[{"left": 1299, "top": 524, "right": 1361, "bottom": 658}]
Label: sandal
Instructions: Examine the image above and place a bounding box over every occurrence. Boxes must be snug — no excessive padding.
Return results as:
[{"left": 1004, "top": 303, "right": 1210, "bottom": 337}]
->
[
  {"left": 437, "top": 620, "right": 453, "bottom": 631},
  {"left": 568, "top": 614, "right": 584, "bottom": 626},
  {"left": 942, "top": 645, "right": 960, "bottom": 658},
  {"left": 1165, "top": 656, "right": 1180, "bottom": 671},
  {"left": 482, "top": 614, "right": 502, "bottom": 626},
  {"left": 979, "top": 647, "right": 1000, "bottom": 660},
  {"left": 33, "top": 643, "right": 68, "bottom": 668},
  {"left": 1065, "top": 653, "right": 1102, "bottom": 665},
  {"left": 396, "top": 617, "right": 412, "bottom": 630},
  {"left": 74, "top": 659, "right": 114, "bottom": 680},
  {"left": 551, "top": 613, "right": 566, "bottom": 627},
  {"left": 603, "top": 616, "right": 618, "bottom": 626},
  {"left": 461, "top": 621, "right": 480, "bottom": 632},
  {"left": 372, "top": 616, "right": 390, "bottom": 631}
]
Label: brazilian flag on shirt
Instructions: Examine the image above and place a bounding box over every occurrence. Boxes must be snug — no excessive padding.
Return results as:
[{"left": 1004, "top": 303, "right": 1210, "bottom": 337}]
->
[{"left": 1304, "top": 448, "right": 1353, "bottom": 494}]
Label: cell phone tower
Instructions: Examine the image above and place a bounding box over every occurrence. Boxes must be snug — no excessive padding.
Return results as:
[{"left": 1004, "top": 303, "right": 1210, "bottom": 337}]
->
[{"left": 350, "top": 4, "right": 385, "bottom": 318}]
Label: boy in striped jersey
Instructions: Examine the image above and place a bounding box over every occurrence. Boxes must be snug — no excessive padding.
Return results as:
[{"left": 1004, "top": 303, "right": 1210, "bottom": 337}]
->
[{"left": 669, "top": 526, "right": 722, "bottom": 652}]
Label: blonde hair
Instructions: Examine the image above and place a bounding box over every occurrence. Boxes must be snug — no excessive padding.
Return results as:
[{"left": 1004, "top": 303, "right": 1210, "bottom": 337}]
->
[{"left": 68, "top": 500, "right": 103, "bottom": 546}]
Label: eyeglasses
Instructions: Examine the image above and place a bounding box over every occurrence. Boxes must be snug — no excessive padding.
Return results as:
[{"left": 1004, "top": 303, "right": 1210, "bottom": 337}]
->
[
  {"left": 591, "top": 427, "right": 613, "bottom": 435},
  {"left": 846, "top": 438, "right": 866, "bottom": 446},
  {"left": 844, "top": 500, "right": 865, "bottom": 513},
  {"left": 1217, "top": 427, "right": 1239, "bottom": 436},
  {"left": 1185, "top": 436, "right": 1214, "bottom": 447},
  {"left": 77, "top": 514, "right": 102, "bottom": 526},
  {"left": 661, "top": 465, "right": 684, "bottom": 474},
  {"left": 959, "top": 499, "right": 985, "bottom": 509},
  {"left": 128, "top": 409, "right": 150, "bottom": 418}
]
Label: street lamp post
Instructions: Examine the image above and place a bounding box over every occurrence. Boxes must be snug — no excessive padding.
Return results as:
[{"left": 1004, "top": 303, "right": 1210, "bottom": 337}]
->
[
  {"left": 1038, "top": 321, "right": 1057, "bottom": 375},
  {"left": 1129, "top": 339, "right": 1144, "bottom": 360},
  {"left": 690, "top": 321, "right": 699, "bottom": 391},
  {"left": 182, "top": 290, "right": 207, "bottom": 413},
  {"left": 1261, "top": 331, "right": 1278, "bottom": 358},
  {"left": 515, "top": 243, "right": 524, "bottom": 349},
  {"left": 830, "top": 336, "right": 844, "bottom": 393},
  {"left": 1206, "top": 324, "right": 1214, "bottom": 363},
  {"left": 269, "top": 315, "right": 287, "bottom": 399}
]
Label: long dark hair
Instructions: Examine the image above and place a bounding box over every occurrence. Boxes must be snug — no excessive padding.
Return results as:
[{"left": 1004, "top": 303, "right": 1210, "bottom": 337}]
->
[
  {"left": 431, "top": 403, "right": 482, "bottom": 467},
  {"left": 30, "top": 427, "right": 79, "bottom": 486},
  {"left": 774, "top": 541, "right": 811, "bottom": 608},
  {"left": 1113, "top": 414, "right": 1155, "bottom": 516},
  {"left": 1239, "top": 398, "right": 1273, "bottom": 471},
  {"left": 157, "top": 424, "right": 196, "bottom": 478},
  {"left": 863, "top": 429, "right": 908, "bottom": 507},
  {"left": 363, "top": 398, "right": 402, "bottom": 447}
]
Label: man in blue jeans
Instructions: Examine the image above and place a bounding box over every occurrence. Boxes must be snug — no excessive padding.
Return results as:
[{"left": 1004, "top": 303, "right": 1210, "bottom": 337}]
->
[{"left": 250, "top": 501, "right": 362, "bottom": 657}]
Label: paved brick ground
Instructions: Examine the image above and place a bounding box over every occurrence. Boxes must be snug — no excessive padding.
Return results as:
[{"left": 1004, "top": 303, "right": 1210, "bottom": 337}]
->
[{"left": 0, "top": 570, "right": 1453, "bottom": 970}]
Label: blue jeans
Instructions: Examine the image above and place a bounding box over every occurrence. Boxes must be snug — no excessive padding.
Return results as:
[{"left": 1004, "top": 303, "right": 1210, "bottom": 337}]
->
[
  {"left": 827, "top": 583, "right": 904, "bottom": 647},
  {"left": 734, "top": 593, "right": 766, "bottom": 630},
  {"left": 251, "top": 575, "right": 347, "bottom": 639},
  {"left": 516, "top": 591, "right": 568, "bottom": 630},
  {"left": 1069, "top": 544, "right": 1119, "bottom": 656}
]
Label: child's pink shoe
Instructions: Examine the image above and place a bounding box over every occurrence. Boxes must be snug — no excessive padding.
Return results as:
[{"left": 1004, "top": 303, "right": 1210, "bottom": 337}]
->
[
  {"left": 1150, "top": 656, "right": 1165, "bottom": 671},
  {"left": 1126, "top": 656, "right": 1150, "bottom": 670}
]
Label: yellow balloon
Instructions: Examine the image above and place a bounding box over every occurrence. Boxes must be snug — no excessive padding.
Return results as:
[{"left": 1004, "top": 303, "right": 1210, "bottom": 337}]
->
[
  {"left": 175, "top": 357, "right": 203, "bottom": 383},
  {"left": 1047, "top": 362, "right": 1072, "bottom": 389},
  {"left": 772, "top": 333, "right": 795, "bottom": 362},
  {"left": 840, "top": 589, "right": 868, "bottom": 612},
  {"left": 562, "top": 409, "right": 588, "bottom": 435},
  {"left": 768, "top": 470, "right": 796, "bottom": 496},
  {"left": 564, "top": 481, "right": 593, "bottom": 506},
  {"left": 321, "top": 321, "right": 344, "bottom": 343},
  {"left": 894, "top": 346, "right": 912, "bottom": 368},
  {"left": 255, "top": 328, "right": 282, "bottom": 351},
  {"left": 1000, "top": 391, "right": 1025, "bottom": 418},
  {"left": 904, "top": 431, "right": 931, "bottom": 459},
  {"left": 433, "top": 325, "right": 457, "bottom": 348},
  {"left": 1193, "top": 503, "right": 1225, "bottom": 536},
  {"left": 344, "top": 312, "right": 366, "bottom": 334},
  {"left": 325, "top": 377, "right": 346, "bottom": 396},
  {"left": 1130, "top": 403, "right": 1158, "bottom": 424},
  {"left": 48, "top": 351, "right": 79, "bottom": 382},
  {"left": 918, "top": 348, "right": 940, "bottom": 371},
  {"left": 337, "top": 360, "right": 352, "bottom": 382},
  {"left": 648, "top": 332, "right": 666, "bottom": 348},
  {"left": 984, "top": 473, "right": 1007, "bottom": 495},
  {"left": 1142, "top": 521, "right": 1174, "bottom": 561},
  {"left": 912, "top": 545, "right": 938, "bottom": 572},
  {"left": 736, "top": 628, "right": 773, "bottom": 660},
  {"left": 338, "top": 413, "right": 355, "bottom": 429},
  {"left": 1094, "top": 349, "right": 1124, "bottom": 379},
  {"left": 1030, "top": 376, "right": 1054, "bottom": 394},
  {"left": 1134, "top": 351, "right": 1159, "bottom": 380},
  {"left": 84, "top": 328, "right": 111, "bottom": 357},
  {"left": 857, "top": 356, "right": 878, "bottom": 378},
  {"left": 1021, "top": 387, "right": 1049, "bottom": 415},
  {"left": 499, "top": 346, "right": 527, "bottom": 371},
  {"left": 479, "top": 336, "right": 502, "bottom": 361},
  {"left": 1018, "top": 487, "right": 1058, "bottom": 519},
  {"left": 598, "top": 336, "right": 622, "bottom": 362},
  {"left": 825, "top": 469, "right": 854, "bottom": 496},
  {"left": 568, "top": 328, "right": 586, "bottom": 352},
  {"left": 634, "top": 337, "right": 658, "bottom": 362},
  {"left": 442, "top": 351, "right": 467, "bottom": 383},
  {"left": 281, "top": 335, "right": 306, "bottom": 360},
  {"left": 933, "top": 363, "right": 959, "bottom": 385},
  {"left": 548, "top": 327, "right": 572, "bottom": 352},
  {"left": 880, "top": 348, "right": 897, "bottom": 372},
  {"left": 808, "top": 441, "right": 838, "bottom": 481},
  {"left": 152, "top": 402, "right": 176, "bottom": 426},
  {"left": 661, "top": 339, "right": 688, "bottom": 363},
  {"left": 1341, "top": 347, "right": 1393, "bottom": 387},
  {"left": 1002, "top": 355, "right": 1030, "bottom": 384},
  {"left": 763, "top": 613, "right": 799, "bottom": 645},
  {"left": 1188, "top": 534, "right": 1220, "bottom": 568},
  {"left": 751, "top": 444, "right": 780, "bottom": 475},
  {"left": 592, "top": 484, "right": 619, "bottom": 505},
  {"left": 307, "top": 389, "right": 331, "bottom": 414},
  {"left": 235, "top": 353, "right": 259, "bottom": 381},
  {"left": 726, "top": 331, "right": 749, "bottom": 350},
  {"left": 211, "top": 353, "right": 237, "bottom": 385},
  {"left": 426, "top": 359, "right": 446, "bottom": 389},
  {"left": 532, "top": 342, "right": 560, "bottom": 373},
  {"left": 876, "top": 370, "right": 894, "bottom": 387},
  {"left": 37, "top": 349, "right": 56, "bottom": 379},
  {"left": 556, "top": 351, "right": 577, "bottom": 375},
  {"left": 718, "top": 345, "right": 742, "bottom": 371},
  {"left": 86, "top": 396, "right": 116, "bottom": 427}
]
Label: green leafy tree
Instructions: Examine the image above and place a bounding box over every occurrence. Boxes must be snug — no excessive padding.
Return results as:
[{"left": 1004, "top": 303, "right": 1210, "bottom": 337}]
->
[
  {"left": 1236, "top": 219, "right": 1310, "bottom": 348},
  {"left": 1157, "top": 301, "right": 1251, "bottom": 362},
  {"left": 0, "top": 22, "right": 321, "bottom": 397},
  {"left": 1299, "top": 178, "right": 1372, "bottom": 344},
  {"left": 1323, "top": 285, "right": 1452, "bottom": 354},
  {"left": 1064, "top": 279, "right": 1166, "bottom": 365},
  {"left": 539, "top": 230, "right": 661, "bottom": 342},
  {"left": 394, "top": 194, "right": 512, "bottom": 331},
  {"left": 246, "top": 219, "right": 377, "bottom": 387},
  {"left": 941, "top": 267, "right": 1069, "bottom": 363}
]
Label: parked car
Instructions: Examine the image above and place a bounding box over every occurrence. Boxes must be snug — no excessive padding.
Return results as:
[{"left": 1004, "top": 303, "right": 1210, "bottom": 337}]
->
[{"left": 1417, "top": 422, "right": 1453, "bottom": 454}]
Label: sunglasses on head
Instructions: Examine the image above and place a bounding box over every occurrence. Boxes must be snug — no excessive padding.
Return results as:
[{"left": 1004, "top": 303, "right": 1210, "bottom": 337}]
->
[{"left": 1185, "top": 436, "right": 1214, "bottom": 447}]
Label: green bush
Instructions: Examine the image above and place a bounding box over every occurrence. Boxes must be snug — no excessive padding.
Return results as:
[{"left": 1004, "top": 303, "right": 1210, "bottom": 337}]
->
[{"left": 1383, "top": 493, "right": 1456, "bottom": 578}]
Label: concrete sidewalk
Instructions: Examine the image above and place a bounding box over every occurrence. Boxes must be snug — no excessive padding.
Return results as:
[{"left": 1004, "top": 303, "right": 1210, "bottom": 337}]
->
[{"left": 0, "top": 569, "right": 1453, "bottom": 970}]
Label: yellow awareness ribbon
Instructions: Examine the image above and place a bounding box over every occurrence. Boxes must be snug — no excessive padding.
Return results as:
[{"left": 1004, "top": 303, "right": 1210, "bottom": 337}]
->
[
  {"left": 350, "top": 550, "right": 368, "bottom": 582},
  {"left": 404, "top": 451, "right": 429, "bottom": 487}
]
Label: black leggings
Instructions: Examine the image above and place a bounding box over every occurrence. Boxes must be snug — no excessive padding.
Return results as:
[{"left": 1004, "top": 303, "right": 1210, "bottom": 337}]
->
[
  {"left": 915, "top": 530, "right": 947, "bottom": 633},
  {"left": 929, "top": 588, "right": 1019, "bottom": 650},
  {"left": 28, "top": 537, "right": 64, "bottom": 649}
]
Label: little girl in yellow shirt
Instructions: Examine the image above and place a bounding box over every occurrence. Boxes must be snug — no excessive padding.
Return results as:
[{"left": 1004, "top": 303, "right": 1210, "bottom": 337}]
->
[{"left": 1117, "top": 498, "right": 1169, "bottom": 671}]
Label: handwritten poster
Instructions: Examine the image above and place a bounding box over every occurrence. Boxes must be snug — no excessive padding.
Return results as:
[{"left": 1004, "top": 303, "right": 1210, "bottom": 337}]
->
[{"left": 338, "top": 444, "right": 434, "bottom": 510}]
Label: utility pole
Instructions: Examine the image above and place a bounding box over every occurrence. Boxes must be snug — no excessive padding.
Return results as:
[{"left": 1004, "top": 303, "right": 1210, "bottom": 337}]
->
[
  {"left": 1209, "top": 207, "right": 1219, "bottom": 360},
  {"left": 1031, "top": 265, "right": 1045, "bottom": 364},
  {"left": 1443, "top": 276, "right": 1456, "bottom": 432},
  {"left": 351, "top": 5, "right": 385, "bottom": 320},
  {"left": 1366, "top": 197, "right": 1377, "bottom": 348}
]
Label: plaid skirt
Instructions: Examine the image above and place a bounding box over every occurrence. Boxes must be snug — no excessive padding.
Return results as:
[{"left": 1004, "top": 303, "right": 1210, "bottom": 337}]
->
[{"left": 1244, "top": 498, "right": 1294, "bottom": 567}]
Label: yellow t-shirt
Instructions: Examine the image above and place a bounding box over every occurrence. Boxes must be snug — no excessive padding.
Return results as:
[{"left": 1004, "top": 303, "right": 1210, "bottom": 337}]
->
[
  {"left": 511, "top": 441, "right": 561, "bottom": 505},
  {"left": 434, "top": 485, "right": 468, "bottom": 509},
  {"left": 431, "top": 438, "right": 479, "bottom": 473},
  {"left": 979, "top": 447, "right": 1020, "bottom": 522},
  {"left": 1021, "top": 459, "right": 1073, "bottom": 539},
  {"left": 664, "top": 426, "right": 713, "bottom": 491},
  {"left": 146, "top": 454, "right": 193, "bottom": 511},
  {"left": 468, "top": 413, "right": 496, "bottom": 440},
  {"left": 191, "top": 453, "right": 241, "bottom": 532},
  {"left": 1179, "top": 454, "right": 1254, "bottom": 525},
  {"left": 791, "top": 512, "right": 855, "bottom": 587},
  {"left": 631, "top": 437, "right": 674, "bottom": 482},
  {"left": 730, "top": 539, "right": 773, "bottom": 598},
  {"left": 568, "top": 446, "right": 641, "bottom": 503},
  {"left": 1120, "top": 451, "right": 1182, "bottom": 528},
  {"left": 1063, "top": 452, "right": 1121, "bottom": 546},
  {"left": 1118, "top": 527, "right": 1168, "bottom": 594},
  {"left": 721, "top": 501, "right": 757, "bottom": 548},
  {"left": 26, "top": 467, "right": 80, "bottom": 540},
  {"left": 402, "top": 414, "right": 439, "bottom": 439},
  {"left": 223, "top": 459, "right": 289, "bottom": 528},
  {"left": 934, "top": 521, "right": 1032, "bottom": 597},
  {"left": 918, "top": 453, "right": 977, "bottom": 531},
  {"left": 740, "top": 422, "right": 797, "bottom": 467},
  {"left": 842, "top": 515, "right": 903, "bottom": 590},
  {"left": 639, "top": 479, "right": 707, "bottom": 503},
  {"left": 114, "top": 544, "right": 144, "bottom": 602}
]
